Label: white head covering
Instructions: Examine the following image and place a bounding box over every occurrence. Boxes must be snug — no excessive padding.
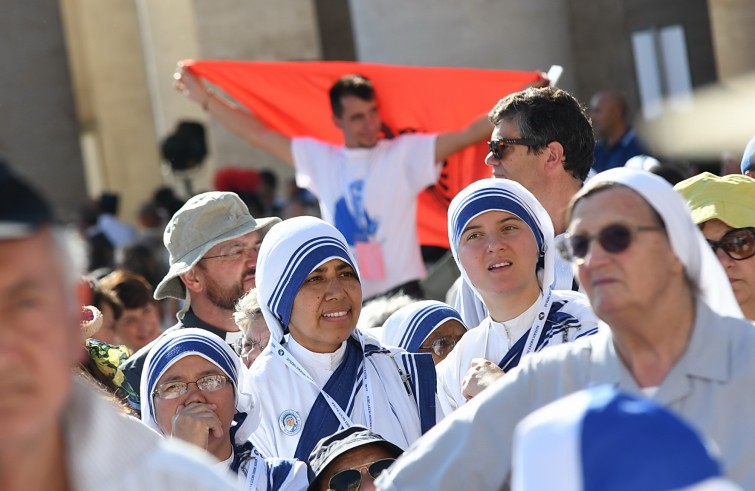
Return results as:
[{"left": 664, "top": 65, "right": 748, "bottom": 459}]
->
[
  {"left": 512, "top": 385, "right": 742, "bottom": 491},
  {"left": 448, "top": 178, "right": 556, "bottom": 325},
  {"left": 579, "top": 168, "right": 743, "bottom": 318},
  {"left": 255, "top": 216, "right": 360, "bottom": 344},
  {"left": 140, "top": 328, "right": 260, "bottom": 446},
  {"left": 380, "top": 300, "right": 466, "bottom": 353}
]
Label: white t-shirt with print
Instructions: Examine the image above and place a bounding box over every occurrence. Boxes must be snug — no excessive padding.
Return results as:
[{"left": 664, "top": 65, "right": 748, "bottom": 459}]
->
[{"left": 292, "top": 134, "right": 439, "bottom": 299}]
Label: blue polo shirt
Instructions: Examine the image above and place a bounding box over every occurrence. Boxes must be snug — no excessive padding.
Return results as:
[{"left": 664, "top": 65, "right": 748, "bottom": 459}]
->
[{"left": 592, "top": 128, "right": 648, "bottom": 174}]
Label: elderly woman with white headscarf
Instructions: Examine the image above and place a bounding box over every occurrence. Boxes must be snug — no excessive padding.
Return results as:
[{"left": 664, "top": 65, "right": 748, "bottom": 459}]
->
[
  {"left": 435, "top": 178, "right": 599, "bottom": 415},
  {"left": 375, "top": 168, "right": 755, "bottom": 491},
  {"left": 379, "top": 300, "right": 468, "bottom": 365},
  {"left": 244, "top": 216, "right": 437, "bottom": 462},
  {"left": 140, "top": 328, "right": 307, "bottom": 490}
]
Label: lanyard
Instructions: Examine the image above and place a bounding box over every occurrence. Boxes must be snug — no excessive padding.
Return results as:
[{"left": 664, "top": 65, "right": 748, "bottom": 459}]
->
[
  {"left": 484, "top": 289, "right": 552, "bottom": 365},
  {"left": 270, "top": 337, "right": 373, "bottom": 429},
  {"left": 243, "top": 456, "right": 263, "bottom": 491}
]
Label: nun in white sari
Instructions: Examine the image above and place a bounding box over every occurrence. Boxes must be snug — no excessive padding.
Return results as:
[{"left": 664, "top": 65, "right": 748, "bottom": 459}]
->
[
  {"left": 245, "top": 216, "right": 436, "bottom": 462},
  {"left": 436, "top": 178, "right": 599, "bottom": 415},
  {"left": 379, "top": 300, "right": 468, "bottom": 365},
  {"left": 140, "top": 328, "right": 307, "bottom": 491},
  {"left": 375, "top": 169, "right": 752, "bottom": 491}
]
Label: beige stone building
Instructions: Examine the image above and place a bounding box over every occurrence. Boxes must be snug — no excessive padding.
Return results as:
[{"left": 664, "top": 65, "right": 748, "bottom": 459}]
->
[{"left": 1, "top": 0, "right": 752, "bottom": 224}]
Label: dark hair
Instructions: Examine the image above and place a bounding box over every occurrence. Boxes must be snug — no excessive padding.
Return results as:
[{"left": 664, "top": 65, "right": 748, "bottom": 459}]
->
[
  {"left": 488, "top": 87, "right": 594, "bottom": 181},
  {"left": 329, "top": 74, "right": 375, "bottom": 117},
  {"left": 259, "top": 169, "right": 278, "bottom": 190},
  {"left": 91, "top": 283, "right": 124, "bottom": 320},
  {"left": 99, "top": 270, "right": 153, "bottom": 310}
]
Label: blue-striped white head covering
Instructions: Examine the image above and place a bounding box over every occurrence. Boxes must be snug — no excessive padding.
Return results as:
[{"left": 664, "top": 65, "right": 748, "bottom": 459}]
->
[
  {"left": 256, "top": 216, "right": 360, "bottom": 343},
  {"left": 140, "top": 328, "right": 259, "bottom": 445},
  {"left": 448, "top": 178, "right": 556, "bottom": 317},
  {"left": 512, "top": 386, "right": 741, "bottom": 491},
  {"left": 380, "top": 300, "right": 466, "bottom": 353},
  {"left": 579, "top": 168, "right": 743, "bottom": 319}
]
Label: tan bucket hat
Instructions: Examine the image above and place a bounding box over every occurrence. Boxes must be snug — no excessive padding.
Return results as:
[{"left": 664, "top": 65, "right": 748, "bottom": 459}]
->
[{"left": 154, "top": 191, "right": 280, "bottom": 301}]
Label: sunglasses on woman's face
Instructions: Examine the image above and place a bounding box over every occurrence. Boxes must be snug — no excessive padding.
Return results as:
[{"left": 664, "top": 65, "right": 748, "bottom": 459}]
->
[
  {"left": 707, "top": 227, "right": 755, "bottom": 261},
  {"left": 327, "top": 458, "right": 396, "bottom": 491},
  {"left": 556, "top": 223, "right": 665, "bottom": 265}
]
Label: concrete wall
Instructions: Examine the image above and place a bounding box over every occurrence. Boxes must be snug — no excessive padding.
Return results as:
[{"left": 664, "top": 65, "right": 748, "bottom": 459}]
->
[
  {"left": 708, "top": 0, "right": 755, "bottom": 80},
  {"left": 0, "top": 2, "right": 85, "bottom": 218},
  {"left": 60, "top": 0, "right": 162, "bottom": 226},
  {"left": 349, "top": 0, "right": 578, "bottom": 93},
  {"left": 569, "top": 0, "right": 717, "bottom": 113},
  {"left": 190, "top": 0, "right": 324, "bottom": 192}
]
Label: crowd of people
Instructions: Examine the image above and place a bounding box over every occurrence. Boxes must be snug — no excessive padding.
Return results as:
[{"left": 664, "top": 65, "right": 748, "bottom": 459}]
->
[{"left": 2, "top": 64, "right": 754, "bottom": 491}]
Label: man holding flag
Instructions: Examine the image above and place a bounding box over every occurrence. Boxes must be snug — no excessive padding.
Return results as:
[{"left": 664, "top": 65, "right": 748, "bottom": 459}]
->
[{"left": 175, "top": 62, "right": 542, "bottom": 300}]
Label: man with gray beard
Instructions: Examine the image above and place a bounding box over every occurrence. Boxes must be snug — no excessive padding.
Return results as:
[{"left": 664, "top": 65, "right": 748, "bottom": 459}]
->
[{"left": 121, "top": 192, "right": 279, "bottom": 411}]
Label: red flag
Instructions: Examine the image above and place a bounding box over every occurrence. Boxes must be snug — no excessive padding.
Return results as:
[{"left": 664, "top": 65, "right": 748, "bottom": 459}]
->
[{"left": 188, "top": 60, "right": 541, "bottom": 248}]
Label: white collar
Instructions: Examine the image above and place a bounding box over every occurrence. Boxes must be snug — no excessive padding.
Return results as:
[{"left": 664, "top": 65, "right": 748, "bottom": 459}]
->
[
  {"left": 285, "top": 335, "right": 347, "bottom": 373},
  {"left": 489, "top": 293, "right": 544, "bottom": 346}
]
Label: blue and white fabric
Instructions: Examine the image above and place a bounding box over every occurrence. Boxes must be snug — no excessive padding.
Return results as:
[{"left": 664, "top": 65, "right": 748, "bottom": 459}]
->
[
  {"left": 512, "top": 386, "right": 742, "bottom": 491},
  {"left": 247, "top": 216, "right": 436, "bottom": 461},
  {"left": 379, "top": 300, "right": 466, "bottom": 353}
]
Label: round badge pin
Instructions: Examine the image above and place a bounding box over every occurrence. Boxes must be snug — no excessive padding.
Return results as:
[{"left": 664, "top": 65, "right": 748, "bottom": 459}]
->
[{"left": 279, "top": 409, "right": 302, "bottom": 436}]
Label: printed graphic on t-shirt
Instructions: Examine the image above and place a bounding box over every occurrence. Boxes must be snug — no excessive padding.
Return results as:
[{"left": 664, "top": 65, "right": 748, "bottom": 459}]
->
[{"left": 334, "top": 180, "right": 379, "bottom": 245}]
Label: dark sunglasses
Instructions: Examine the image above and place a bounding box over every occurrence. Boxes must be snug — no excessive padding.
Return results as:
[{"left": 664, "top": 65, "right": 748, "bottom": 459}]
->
[
  {"left": 327, "top": 458, "right": 396, "bottom": 491},
  {"left": 556, "top": 223, "right": 665, "bottom": 265},
  {"left": 707, "top": 227, "right": 755, "bottom": 261},
  {"left": 487, "top": 138, "right": 542, "bottom": 160}
]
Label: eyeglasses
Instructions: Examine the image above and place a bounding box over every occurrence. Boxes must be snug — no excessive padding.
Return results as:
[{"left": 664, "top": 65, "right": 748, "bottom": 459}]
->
[
  {"left": 487, "top": 138, "right": 542, "bottom": 160},
  {"left": 327, "top": 458, "right": 396, "bottom": 491},
  {"left": 556, "top": 223, "right": 665, "bottom": 265},
  {"left": 419, "top": 336, "right": 460, "bottom": 358},
  {"left": 152, "top": 374, "right": 229, "bottom": 400},
  {"left": 202, "top": 244, "right": 260, "bottom": 261},
  {"left": 707, "top": 227, "right": 755, "bottom": 261},
  {"left": 233, "top": 336, "right": 268, "bottom": 356}
]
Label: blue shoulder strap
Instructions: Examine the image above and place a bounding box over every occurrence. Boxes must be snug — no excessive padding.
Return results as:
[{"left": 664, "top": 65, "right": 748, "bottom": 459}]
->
[
  {"left": 293, "top": 337, "right": 362, "bottom": 461},
  {"left": 397, "top": 352, "right": 437, "bottom": 434},
  {"left": 497, "top": 300, "right": 569, "bottom": 372}
]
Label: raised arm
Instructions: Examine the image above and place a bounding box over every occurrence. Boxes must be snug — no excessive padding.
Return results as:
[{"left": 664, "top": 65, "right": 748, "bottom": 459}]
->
[
  {"left": 174, "top": 63, "right": 294, "bottom": 166},
  {"left": 434, "top": 73, "right": 551, "bottom": 163},
  {"left": 433, "top": 113, "right": 492, "bottom": 163}
]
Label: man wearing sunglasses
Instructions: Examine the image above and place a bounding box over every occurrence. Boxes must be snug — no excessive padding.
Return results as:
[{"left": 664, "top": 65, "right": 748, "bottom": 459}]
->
[
  {"left": 377, "top": 169, "right": 755, "bottom": 490},
  {"left": 309, "top": 425, "right": 402, "bottom": 491},
  {"left": 675, "top": 172, "right": 755, "bottom": 320}
]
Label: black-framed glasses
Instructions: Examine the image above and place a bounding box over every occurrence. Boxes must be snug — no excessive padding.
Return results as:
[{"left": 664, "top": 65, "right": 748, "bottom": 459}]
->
[
  {"left": 202, "top": 244, "right": 260, "bottom": 261},
  {"left": 152, "top": 374, "right": 229, "bottom": 400},
  {"left": 418, "top": 336, "right": 460, "bottom": 358},
  {"left": 707, "top": 227, "right": 755, "bottom": 261},
  {"left": 233, "top": 336, "right": 268, "bottom": 356},
  {"left": 327, "top": 458, "right": 396, "bottom": 491},
  {"left": 556, "top": 223, "right": 665, "bottom": 265},
  {"left": 487, "top": 138, "right": 542, "bottom": 160}
]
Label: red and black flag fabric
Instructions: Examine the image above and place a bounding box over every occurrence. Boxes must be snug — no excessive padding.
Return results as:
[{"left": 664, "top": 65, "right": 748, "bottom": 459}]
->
[{"left": 187, "top": 60, "right": 541, "bottom": 248}]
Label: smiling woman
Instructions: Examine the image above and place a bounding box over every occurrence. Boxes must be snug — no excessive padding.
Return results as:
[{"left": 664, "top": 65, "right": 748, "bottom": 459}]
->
[{"left": 246, "top": 216, "right": 437, "bottom": 462}]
